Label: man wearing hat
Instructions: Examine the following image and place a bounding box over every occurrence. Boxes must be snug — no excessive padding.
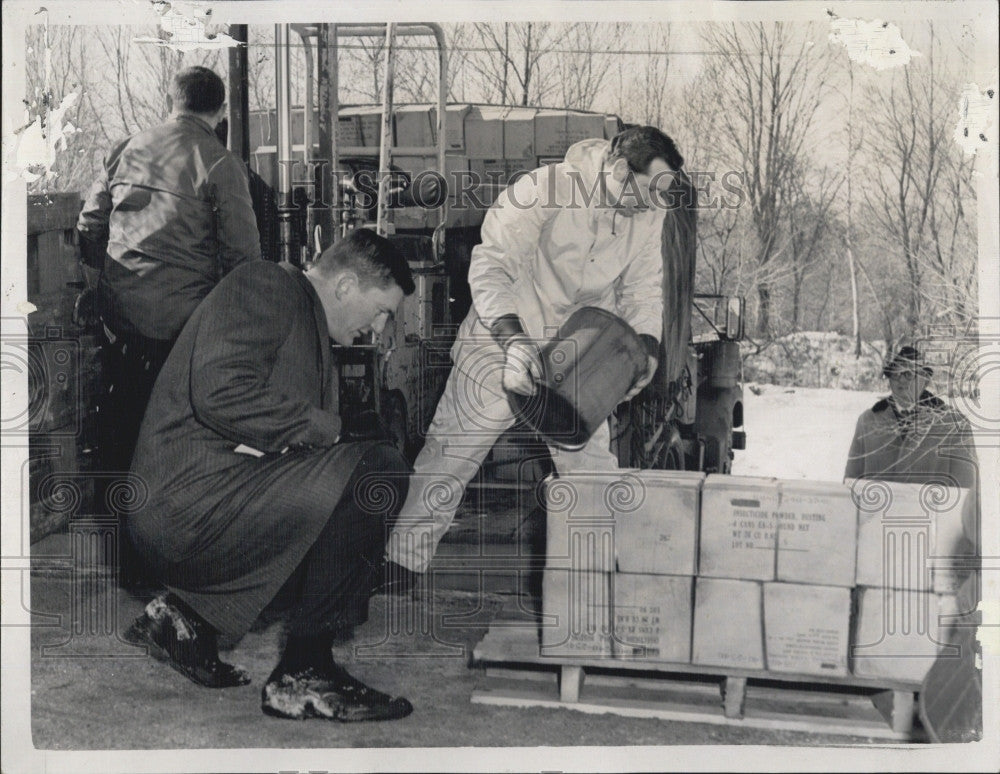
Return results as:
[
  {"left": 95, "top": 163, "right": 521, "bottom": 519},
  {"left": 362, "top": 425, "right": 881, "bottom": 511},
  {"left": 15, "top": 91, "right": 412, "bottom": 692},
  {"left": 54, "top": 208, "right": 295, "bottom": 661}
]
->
[
  {"left": 845, "top": 348, "right": 983, "bottom": 743},
  {"left": 844, "top": 345, "right": 978, "bottom": 488}
]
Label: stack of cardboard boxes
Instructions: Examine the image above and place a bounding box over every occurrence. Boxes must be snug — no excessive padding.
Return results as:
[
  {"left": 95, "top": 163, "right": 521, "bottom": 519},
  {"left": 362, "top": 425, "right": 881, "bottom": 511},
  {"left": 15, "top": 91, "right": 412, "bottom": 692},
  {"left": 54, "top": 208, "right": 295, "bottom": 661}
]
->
[
  {"left": 850, "top": 479, "right": 974, "bottom": 682},
  {"left": 694, "top": 477, "right": 855, "bottom": 676},
  {"left": 541, "top": 471, "right": 974, "bottom": 684},
  {"left": 542, "top": 470, "right": 703, "bottom": 661}
]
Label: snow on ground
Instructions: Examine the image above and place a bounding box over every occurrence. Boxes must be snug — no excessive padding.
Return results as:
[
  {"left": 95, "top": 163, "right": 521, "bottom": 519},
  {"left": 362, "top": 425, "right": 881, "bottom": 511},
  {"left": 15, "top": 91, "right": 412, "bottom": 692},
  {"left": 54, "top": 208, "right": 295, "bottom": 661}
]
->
[
  {"left": 741, "top": 332, "right": 888, "bottom": 391},
  {"left": 730, "top": 382, "right": 884, "bottom": 482}
]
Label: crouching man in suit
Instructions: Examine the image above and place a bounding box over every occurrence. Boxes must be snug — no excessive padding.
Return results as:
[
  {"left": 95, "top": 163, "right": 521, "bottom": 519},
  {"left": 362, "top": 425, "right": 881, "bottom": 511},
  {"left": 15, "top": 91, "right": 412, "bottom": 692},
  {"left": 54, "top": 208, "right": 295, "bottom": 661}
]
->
[{"left": 124, "top": 229, "right": 416, "bottom": 722}]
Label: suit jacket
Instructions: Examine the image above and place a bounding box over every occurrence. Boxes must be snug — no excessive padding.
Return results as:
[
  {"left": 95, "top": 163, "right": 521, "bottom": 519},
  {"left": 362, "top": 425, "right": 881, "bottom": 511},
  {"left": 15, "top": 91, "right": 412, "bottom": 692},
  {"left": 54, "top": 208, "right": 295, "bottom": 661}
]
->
[{"left": 128, "top": 261, "right": 366, "bottom": 637}]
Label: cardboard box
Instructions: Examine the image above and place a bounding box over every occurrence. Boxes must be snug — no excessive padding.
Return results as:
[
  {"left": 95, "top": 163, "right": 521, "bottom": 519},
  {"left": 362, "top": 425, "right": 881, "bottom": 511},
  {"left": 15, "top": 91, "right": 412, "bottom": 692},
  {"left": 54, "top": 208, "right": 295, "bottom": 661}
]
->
[
  {"left": 393, "top": 105, "right": 434, "bottom": 149},
  {"left": 464, "top": 106, "right": 506, "bottom": 158},
  {"left": 545, "top": 470, "right": 699, "bottom": 575},
  {"left": 763, "top": 582, "right": 851, "bottom": 677},
  {"left": 853, "top": 480, "right": 974, "bottom": 593},
  {"left": 534, "top": 110, "right": 570, "bottom": 157},
  {"left": 540, "top": 568, "right": 613, "bottom": 658},
  {"left": 604, "top": 115, "right": 622, "bottom": 140},
  {"left": 928, "top": 487, "right": 977, "bottom": 595},
  {"left": 612, "top": 573, "right": 693, "bottom": 663},
  {"left": 564, "top": 112, "right": 607, "bottom": 147},
  {"left": 692, "top": 577, "right": 764, "bottom": 669},
  {"left": 503, "top": 107, "right": 536, "bottom": 158},
  {"left": 533, "top": 110, "right": 607, "bottom": 158},
  {"left": 775, "top": 480, "right": 857, "bottom": 587},
  {"left": 336, "top": 114, "right": 362, "bottom": 146},
  {"left": 430, "top": 104, "right": 471, "bottom": 151},
  {"left": 851, "top": 586, "right": 961, "bottom": 682},
  {"left": 698, "top": 475, "right": 780, "bottom": 580},
  {"left": 505, "top": 158, "right": 536, "bottom": 184},
  {"left": 613, "top": 470, "right": 704, "bottom": 576},
  {"left": 349, "top": 106, "right": 385, "bottom": 146},
  {"left": 392, "top": 154, "right": 468, "bottom": 181},
  {"left": 395, "top": 105, "right": 471, "bottom": 151},
  {"left": 468, "top": 158, "right": 508, "bottom": 187},
  {"left": 545, "top": 472, "right": 629, "bottom": 572}
]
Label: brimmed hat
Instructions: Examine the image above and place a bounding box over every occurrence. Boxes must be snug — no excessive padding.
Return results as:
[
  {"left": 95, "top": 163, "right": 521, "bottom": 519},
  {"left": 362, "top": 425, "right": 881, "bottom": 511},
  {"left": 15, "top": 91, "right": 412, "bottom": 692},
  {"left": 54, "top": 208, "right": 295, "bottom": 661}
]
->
[{"left": 883, "top": 345, "right": 933, "bottom": 378}]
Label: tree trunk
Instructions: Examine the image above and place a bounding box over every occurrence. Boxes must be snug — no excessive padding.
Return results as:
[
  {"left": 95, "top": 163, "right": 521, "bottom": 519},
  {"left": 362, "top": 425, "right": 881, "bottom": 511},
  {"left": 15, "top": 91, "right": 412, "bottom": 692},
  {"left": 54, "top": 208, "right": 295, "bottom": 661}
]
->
[
  {"left": 791, "top": 275, "right": 802, "bottom": 331},
  {"left": 845, "top": 64, "right": 862, "bottom": 358},
  {"left": 521, "top": 23, "right": 532, "bottom": 106},
  {"left": 757, "top": 284, "right": 771, "bottom": 337},
  {"left": 502, "top": 23, "right": 510, "bottom": 102},
  {"left": 847, "top": 239, "right": 861, "bottom": 356}
]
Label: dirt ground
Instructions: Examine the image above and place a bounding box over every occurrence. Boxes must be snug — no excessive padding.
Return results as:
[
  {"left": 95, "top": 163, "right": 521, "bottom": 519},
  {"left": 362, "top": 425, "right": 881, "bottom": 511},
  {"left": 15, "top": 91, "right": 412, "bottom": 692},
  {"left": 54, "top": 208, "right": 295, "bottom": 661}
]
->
[{"left": 27, "top": 529, "right": 904, "bottom": 753}]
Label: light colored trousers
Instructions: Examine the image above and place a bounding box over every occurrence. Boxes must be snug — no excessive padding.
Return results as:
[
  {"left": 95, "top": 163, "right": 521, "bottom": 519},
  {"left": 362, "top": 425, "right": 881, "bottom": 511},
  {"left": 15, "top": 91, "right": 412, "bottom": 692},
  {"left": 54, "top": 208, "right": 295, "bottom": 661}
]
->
[{"left": 385, "top": 321, "right": 619, "bottom": 573}]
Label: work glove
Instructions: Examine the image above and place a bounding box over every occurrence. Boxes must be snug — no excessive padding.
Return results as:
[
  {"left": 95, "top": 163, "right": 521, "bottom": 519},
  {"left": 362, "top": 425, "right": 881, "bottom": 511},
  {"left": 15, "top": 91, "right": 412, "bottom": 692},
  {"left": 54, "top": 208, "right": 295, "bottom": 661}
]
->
[
  {"left": 622, "top": 334, "right": 660, "bottom": 401},
  {"left": 502, "top": 335, "right": 544, "bottom": 396},
  {"left": 623, "top": 356, "right": 658, "bottom": 400},
  {"left": 338, "top": 409, "right": 393, "bottom": 443}
]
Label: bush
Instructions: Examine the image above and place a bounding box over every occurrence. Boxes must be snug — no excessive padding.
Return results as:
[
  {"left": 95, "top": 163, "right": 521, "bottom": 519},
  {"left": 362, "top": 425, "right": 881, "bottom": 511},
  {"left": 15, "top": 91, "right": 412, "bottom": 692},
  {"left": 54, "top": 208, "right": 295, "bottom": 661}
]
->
[{"left": 742, "top": 333, "right": 888, "bottom": 390}]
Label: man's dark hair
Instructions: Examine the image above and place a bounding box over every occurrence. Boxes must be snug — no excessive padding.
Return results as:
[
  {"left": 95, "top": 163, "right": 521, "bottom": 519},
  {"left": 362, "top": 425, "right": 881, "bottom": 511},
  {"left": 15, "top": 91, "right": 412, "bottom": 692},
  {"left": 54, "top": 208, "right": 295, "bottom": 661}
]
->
[
  {"left": 610, "top": 126, "right": 684, "bottom": 172},
  {"left": 314, "top": 229, "right": 415, "bottom": 295},
  {"left": 170, "top": 66, "right": 226, "bottom": 115}
]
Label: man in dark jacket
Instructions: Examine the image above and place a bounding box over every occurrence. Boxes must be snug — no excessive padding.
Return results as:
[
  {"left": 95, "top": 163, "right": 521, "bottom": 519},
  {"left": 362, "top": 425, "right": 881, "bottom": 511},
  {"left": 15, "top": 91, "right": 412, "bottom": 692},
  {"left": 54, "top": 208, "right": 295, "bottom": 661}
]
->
[
  {"left": 76, "top": 65, "right": 261, "bottom": 483},
  {"left": 845, "top": 345, "right": 982, "bottom": 741},
  {"left": 124, "top": 230, "right": 416, "bottom": 722},
  {"left": 844, "top": 346, "right": 978, "bottom": 492}
]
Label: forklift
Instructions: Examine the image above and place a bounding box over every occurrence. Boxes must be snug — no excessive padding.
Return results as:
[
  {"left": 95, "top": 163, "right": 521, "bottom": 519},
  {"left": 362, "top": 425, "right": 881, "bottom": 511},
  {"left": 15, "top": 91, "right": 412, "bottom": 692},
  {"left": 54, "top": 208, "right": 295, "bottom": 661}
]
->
[{"left": 227, "top": 22, "right": 746, "bottom": 480}]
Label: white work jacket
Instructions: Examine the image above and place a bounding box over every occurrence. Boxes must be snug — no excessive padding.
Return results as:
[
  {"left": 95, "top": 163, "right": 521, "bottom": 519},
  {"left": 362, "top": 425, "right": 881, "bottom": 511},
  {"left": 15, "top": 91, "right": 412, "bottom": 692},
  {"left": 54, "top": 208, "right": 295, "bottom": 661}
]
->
[{"left": 465, "top": 138, "right": 665, "bottom": 345}]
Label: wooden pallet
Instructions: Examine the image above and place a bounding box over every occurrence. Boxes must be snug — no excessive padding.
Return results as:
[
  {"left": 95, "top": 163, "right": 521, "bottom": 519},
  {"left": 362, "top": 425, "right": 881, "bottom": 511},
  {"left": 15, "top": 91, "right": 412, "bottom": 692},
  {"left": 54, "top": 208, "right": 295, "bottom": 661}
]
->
[{"left": 470, "top": 624, "right": 924, "bottom": 741}]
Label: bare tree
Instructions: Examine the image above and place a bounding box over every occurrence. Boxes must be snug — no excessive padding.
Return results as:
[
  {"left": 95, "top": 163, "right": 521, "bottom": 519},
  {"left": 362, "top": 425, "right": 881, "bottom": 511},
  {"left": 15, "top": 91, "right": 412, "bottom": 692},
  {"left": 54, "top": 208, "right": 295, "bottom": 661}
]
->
[
  {"left": 24, "top": 23, "right": 229, "bottom": 195},
  {"left": 348, "top": 34, "right": 387, "bottom": 102},
  {"left": 785, "top": 164, "right": 843, "bottom": 330},
  {"left": 833, "top": 59, "right": 864, "bottom": 355},
  {"left": 862, "top": 24, "right": 977, "bottom": 336},
  {"left": 700, "top": 22, "right": 834, "bottom": 337},
  {"left": 464, "top": 23, "right": 563, "bottom": 106},
  {"left": 620, "top": 25, "right": 673, "bottom": 127},
  {"left": 555, "top": 24, "right": 627, "bottom": 111},
  {"left": 247, "top": 26, "right": 275, "bottom": 115},
  {"left": 669, "top": 67, "right": 749, "bottom": 301},
  {"left": 24, "top": 24, "right": 97, "bottom": 192}
]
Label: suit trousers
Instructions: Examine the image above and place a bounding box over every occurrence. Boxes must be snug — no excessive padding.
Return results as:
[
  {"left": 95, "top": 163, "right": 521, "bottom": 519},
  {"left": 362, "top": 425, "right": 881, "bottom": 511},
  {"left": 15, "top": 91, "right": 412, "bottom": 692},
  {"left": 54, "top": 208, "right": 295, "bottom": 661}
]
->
[{"left": 266, "top": 443, "right": 410, "bottom": 636}]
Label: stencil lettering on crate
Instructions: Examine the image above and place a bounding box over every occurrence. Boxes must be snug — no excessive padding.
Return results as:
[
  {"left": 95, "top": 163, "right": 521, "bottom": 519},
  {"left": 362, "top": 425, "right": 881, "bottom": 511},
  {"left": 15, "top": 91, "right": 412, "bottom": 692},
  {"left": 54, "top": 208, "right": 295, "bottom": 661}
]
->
[
  {"left": 769, "top": 626, "right": 844, "bottom": 671},
  {"left": 614, "top": 604, "right": 663, "bottom": 654},
  {"left": 730, "top": 503, "right": 777, "bottom": 550}
]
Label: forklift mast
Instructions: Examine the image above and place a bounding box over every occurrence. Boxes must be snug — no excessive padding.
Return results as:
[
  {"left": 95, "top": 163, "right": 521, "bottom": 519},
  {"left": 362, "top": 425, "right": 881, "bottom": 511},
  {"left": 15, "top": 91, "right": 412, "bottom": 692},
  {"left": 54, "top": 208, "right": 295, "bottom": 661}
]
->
[{"left": 269, "top": 23, "right": 450, "bottom": 262}]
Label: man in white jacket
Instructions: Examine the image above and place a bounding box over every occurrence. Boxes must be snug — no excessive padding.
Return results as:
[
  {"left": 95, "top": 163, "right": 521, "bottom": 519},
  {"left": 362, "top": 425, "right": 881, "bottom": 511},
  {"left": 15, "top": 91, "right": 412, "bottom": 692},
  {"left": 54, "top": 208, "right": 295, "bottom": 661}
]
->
[{"left": 386, "top": 126, "right": 682, "bottom": 574}]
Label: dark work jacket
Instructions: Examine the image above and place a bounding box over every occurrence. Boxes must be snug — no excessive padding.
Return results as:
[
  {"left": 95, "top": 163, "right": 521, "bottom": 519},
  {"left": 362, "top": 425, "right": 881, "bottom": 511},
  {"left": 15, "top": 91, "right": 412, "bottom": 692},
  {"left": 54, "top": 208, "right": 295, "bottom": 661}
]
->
[
  {"left": 77, "top": 114, "right": 262, "bottom": 341},
  {"left": 844, "top": 391, "right": 980, "bottom": 557},
  {"left": 844, "top": 392, "right": 978, "bottom": 489},
  {"left": 128, "top": 261, "right": 365, "bottom": 638}
]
